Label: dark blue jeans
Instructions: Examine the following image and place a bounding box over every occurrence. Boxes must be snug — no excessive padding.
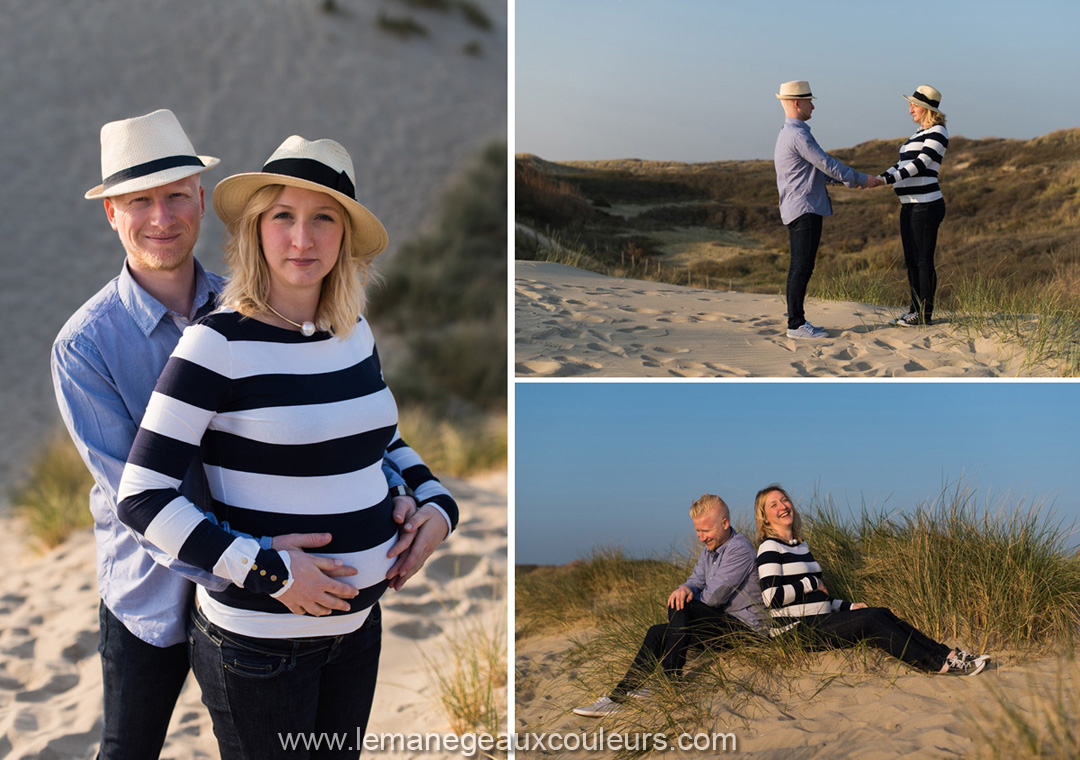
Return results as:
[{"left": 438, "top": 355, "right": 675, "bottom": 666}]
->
[
  {"left": 611, "top": 600, "right": 753, "bottom": 698},
  {"left": 900, "top": 199, "right": 946, "bottom": 321},
  {"left": 786, "top": 212, "right": 824, "bottom": 330},
  {"left": 189, "top": 603, "right": 382, "bottom": 760},
  {"left": 97, "top": 601, "right": 190, "bottom": 760},
  {"left": 802, "top": 607, "right": 951, "bottom": 672}
]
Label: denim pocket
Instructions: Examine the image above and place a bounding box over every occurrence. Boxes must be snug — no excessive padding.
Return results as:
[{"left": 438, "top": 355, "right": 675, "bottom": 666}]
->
[{"left": 220, "top": 640, "right": 294, "bottom": 679}]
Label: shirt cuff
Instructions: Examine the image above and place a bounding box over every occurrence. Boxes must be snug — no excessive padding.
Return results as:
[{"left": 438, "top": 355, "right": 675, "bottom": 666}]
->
[
  {"left": 213, "top": 537, "right": 263, "bottom": 587},
  {"left": 269, "top": 551, "right": 294, "bottom": 598}
]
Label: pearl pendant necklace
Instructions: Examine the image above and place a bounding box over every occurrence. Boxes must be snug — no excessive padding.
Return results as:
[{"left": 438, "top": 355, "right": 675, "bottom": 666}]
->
[{"left": 266, "top": 304, "right": 316, "bottom": 337}]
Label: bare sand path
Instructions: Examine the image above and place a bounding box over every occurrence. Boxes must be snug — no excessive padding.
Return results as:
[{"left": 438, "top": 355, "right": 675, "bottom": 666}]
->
[{"left": 516, "top": 261, "right": 1043, "bottom": 378}]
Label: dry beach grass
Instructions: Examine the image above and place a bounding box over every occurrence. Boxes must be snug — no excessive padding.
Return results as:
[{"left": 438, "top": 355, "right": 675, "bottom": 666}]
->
[{"left": 515, "top": 489, "right": 1080, "bottom": 758}]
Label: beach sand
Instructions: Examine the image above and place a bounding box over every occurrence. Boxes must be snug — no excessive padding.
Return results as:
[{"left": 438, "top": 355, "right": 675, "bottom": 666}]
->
[
  {"left": 516, "top": 627, "right": 1074, "bottom": 759},
  {"left": 0, "top": 472, "right": 506, "bottom": 760},
  {"left": 515, "top": 261, "right": 1050, "bottom": 378}
]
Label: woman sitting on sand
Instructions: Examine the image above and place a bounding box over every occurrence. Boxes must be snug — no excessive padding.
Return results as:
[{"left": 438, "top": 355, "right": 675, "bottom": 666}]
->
[
  {"left": 754, "top": 484, "right": 988, "bottom": 675},
  {"left": 116, "top": 136, "right": 457, "bottom": 759}
]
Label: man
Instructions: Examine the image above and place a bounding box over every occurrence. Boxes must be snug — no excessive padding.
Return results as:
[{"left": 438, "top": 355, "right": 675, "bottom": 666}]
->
[
  {"left": 52, "top": 110, "right": 445, "bottom": 759},
  {"left": 572, "top": 494, "right": 767, "bottom": 717},
  {"left": 774, "top": 80, "right": 881, "bottom": 339}
]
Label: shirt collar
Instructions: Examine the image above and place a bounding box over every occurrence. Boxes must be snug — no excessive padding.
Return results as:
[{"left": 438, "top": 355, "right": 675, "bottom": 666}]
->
[
  {"left": 117, "top": 258, "right": 218, "bottom": 337},
  {"left": 785, "top": 117, "right": 810, "bottom": 130}
]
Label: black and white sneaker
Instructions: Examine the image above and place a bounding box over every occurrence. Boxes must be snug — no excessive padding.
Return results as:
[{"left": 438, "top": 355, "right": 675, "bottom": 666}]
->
[
  {"left": 941, "top": 652, "right": 989, "bottom": 676},
  {"left": 894, "top": 312, "right": 929, "bottom": 327}
]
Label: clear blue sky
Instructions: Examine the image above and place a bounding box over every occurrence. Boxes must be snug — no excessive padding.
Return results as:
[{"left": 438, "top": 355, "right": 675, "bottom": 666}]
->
[
  {"left": 516, "top": 0, "right": 1080, "bottom": 161},
  {"left": 515, "top": 382, "right": 1080, "bottom": 564}
]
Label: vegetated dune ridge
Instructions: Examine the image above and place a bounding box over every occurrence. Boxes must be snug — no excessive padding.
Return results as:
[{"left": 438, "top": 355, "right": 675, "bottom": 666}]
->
[{"left": 514, "top": 129, "right": 1080, "bottom": 377}]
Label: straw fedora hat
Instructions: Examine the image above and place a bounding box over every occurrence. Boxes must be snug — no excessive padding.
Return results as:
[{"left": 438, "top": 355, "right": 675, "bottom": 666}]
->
[
  {"left": 903, "top": 85, "right": 944, "bottom": 114},
  {"left": 775, "top": 80, "right": 816, "bottom": 100},
  {"left": 85, "top": 109, "right": 219, "bottom": 200},
  {"left": 213, "top": 136, "right": 388, "bottom": 258}
]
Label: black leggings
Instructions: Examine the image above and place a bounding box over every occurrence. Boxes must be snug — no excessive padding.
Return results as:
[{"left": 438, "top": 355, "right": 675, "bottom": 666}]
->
[
  {"left": 797, "top": 607, "right": 951, "bottom": 672},
  {"left": 899, "top": 199, "right": 946, "bottom": 321}
]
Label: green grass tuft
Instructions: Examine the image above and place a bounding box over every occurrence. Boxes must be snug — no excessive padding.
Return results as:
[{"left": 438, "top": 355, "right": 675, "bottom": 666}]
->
[{"left": 11, "top": 433, "right": 94, "bottom": 550}]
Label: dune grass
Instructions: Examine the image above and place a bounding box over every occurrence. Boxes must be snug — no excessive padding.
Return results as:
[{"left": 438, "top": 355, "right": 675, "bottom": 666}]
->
[
  {"left": 516, "top": 486, "right": 1080, "bottom": 753},
  {"left": 969, "top": 658, "right": 1080, "bottom": 759},
  {"left": 396, "top": 406, "right": 506, "bottom": 478},
  {"left": 423, "top": 607, "right": 506, "bottom": 738},
  {"left": 10, "top": 433, "right": 94, "bottom": 550}
]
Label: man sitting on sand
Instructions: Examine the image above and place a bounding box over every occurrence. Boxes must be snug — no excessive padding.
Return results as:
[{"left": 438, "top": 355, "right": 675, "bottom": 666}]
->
[
  {"left": 573, "top": 494, "right": 767, "bottom": 717},
  {"left": 774, "top": 80, "right": 881, "bottom": 340}
]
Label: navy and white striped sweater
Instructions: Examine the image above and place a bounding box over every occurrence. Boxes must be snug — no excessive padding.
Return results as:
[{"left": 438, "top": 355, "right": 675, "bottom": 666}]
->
[
  {"left": 755, "top": 538, "right": 850, "bottom": 632},
  {"left": 118, "top": 309, "right": 457, "bottom": 638},
  {"left": 881, "top": 124, "right": 948, "bottom": 204}
]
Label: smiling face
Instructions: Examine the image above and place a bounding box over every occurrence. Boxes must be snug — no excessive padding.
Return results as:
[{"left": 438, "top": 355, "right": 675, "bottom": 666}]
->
[
  {"left": 762, "top": 489, "right": 796, "bottom": 540},
  {"left": 258, "top": 185, "right": 345, "bottom": 300},
  {"left": 692, "top": 507, "right": 732, "bottom": 552},
  {"left": 105, "top": 175, "right": 204, "bottom": 274}
]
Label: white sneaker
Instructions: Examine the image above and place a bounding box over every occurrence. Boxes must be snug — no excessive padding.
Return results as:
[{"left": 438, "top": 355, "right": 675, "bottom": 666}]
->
[
  {"left": 786, "top": 323, "right": 827, "bottom": 339},
  {"left": 572, "top": 695, "right": 623, "bottom": 717}
]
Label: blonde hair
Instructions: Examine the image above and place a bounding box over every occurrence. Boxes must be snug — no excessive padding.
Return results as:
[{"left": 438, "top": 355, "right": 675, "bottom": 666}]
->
[
  {"left": 689, "top": 493, "right": 729, "bottom": 521},
  {"left": 754, "top": 484, "right": 803, "bottom": 544},
  {"left": 921, "top": 109, "right": 947, "bottom": 129},
  {"left": 219, "top": 184, "right": 374, "bottom": 338}
]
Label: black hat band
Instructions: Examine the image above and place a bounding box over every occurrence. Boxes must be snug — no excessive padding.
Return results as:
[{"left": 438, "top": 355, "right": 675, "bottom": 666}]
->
[
  {"left": 910, "top": 91, "right": 940, "bottom": 109},
  {"left": 102, "top": 155, "right": 205, "bottom": 190},
  {"left": 261, "top": 157, "right": 355, "bottom": 200}
]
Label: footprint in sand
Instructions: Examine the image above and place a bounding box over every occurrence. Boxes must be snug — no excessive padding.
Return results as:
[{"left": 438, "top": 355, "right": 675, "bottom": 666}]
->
[
  {"left": 389, "top": 620, "right": 442, "bottom": 640},
  {"left": 515, "top": 360, "right": 562, "bottom": 376},
  {"left": 16, "top": 673, "right": 80, "bottom": 703},
  {"left": 389, "top": 600, "right": 458, "bottom": 616},
  {"left": 650, "top": 346, "right": 690, "bottom": 354},
  {"left": 425, "top": 553, "right": 481, "bottom": 582},
  {"left": 3, "top": 640, "right": 35, "bottom": 660},
  {"left": 61, "top": 630, "right": 98, "bottom": 663}
]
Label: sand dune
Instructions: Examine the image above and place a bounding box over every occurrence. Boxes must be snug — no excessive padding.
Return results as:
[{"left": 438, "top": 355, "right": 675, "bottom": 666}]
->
[
  {"left": 0, "top": 472, "right": 505, "bottom": 760},
  {"left": 516, "top": 261, "right": 1048, "bottom": 378},
  {"left": 0, "top": 0, "right": 506, "bottom": 491},
  {"left": 516, "top": 629, "right": 1073, "bottom": 759}
]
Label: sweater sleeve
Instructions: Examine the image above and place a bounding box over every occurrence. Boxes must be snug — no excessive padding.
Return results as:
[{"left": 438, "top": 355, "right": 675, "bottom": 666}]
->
[
  {"left": 882, "top": 125, "right": 949, "bottom": 184},
  {"left": 756, "top": 539, "right": 823, "bottom": 610},
  {"left": 116, "top": 324, "right": 290, "bottom": 596}
]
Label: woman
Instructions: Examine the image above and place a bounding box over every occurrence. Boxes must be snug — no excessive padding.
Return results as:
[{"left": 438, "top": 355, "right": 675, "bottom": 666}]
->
[
  {"left": 117, "top": 136, "right": 458, "bottom": 758},
  {"left": 754, "top": 484, "right": 987, "bottom": 676},
  {"left": 879, "top": 85, "right": 949, "bottom": 327}
]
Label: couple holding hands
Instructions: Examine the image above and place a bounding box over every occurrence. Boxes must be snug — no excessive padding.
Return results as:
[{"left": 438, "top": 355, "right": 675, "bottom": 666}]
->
[
  {"left": 574, "top": 487, "right": 988, "bottom": 718},
  {"left": 775, "top": 80, "right": 949, "bottom": 339}
]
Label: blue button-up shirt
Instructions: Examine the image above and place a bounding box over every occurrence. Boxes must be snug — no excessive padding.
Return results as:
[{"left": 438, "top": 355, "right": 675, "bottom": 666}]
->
[
  {"left": 52, "top": 260, "right": 230, "bottom": 646},
  {"left": 774, "top": 117, "right": 869, "bottom": 225},
  {"left": 683, "top": 530, "right": 768, "bottom": 634}
]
